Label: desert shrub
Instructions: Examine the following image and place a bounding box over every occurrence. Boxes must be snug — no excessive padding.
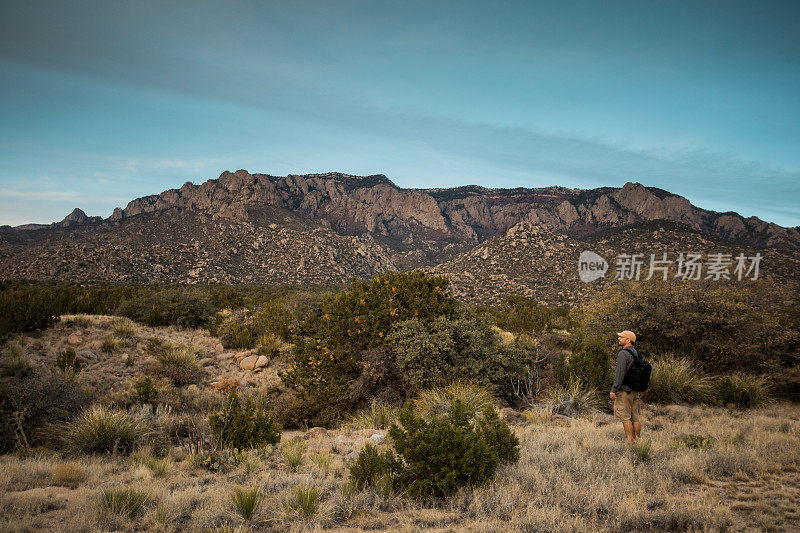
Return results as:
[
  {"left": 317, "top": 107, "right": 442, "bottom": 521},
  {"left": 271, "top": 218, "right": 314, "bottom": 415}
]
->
[
  {"left": 643, "top": 355, "right": 714, "bottom": 405},
  {"left": 99, "top": 487, "right": 152, "bottom": 519},
  {"left": 387, "top": 314, "right": 533, "bottom": 403},
  {"left": 483, "top": 295, "right": 573, "bottom": 335},
  {"left": 280, "top": 270, "right": 461, "bottom": 426},
  {"left": 349, "top": 443, "right": 402, "bottom": 490},
  {"left": 60, "top": 405, "right": 156, "bottom": 455},
  {"left": 257, "top": 332, "right": 282, "bottom": 358},
  {"left": 386, "top": 399, "right": 519, "bottom": 499},
  {"left": 713, "top": 373, "right": 773, "bottom": 408},
  {"left": 232, "top": 486, "right": 264, "bottom": 521},
  {"left": 310, "top": 451, "right": 333, "bottom": 473},
  {"left": 544, "top": 378, "right": 604, "bottom": 416},
  {"left": 475, "top": 405, "right": 520, "bottom": 464},
  {"left": 101, "top": 335, "right": 120, "bottom": 354},
  {"left": 0, "top": 339, "right": 34, "bottom": 378},
  {"left": 216, "top": 300, "right": 292, "bottom": 350},
  {"left": 216, "top": 310, "right": 258, "bottom": 349},
  {"left": 133, "top": 376, "right": 159, "bottom": 405},
  {"left": 111, "top": 317, "right": 139, "bottom": 338},
  {"left": 0, "top": 286, "right": 60, "bottom": 342},
  {"left": 0, "top": 369, "right": 92, "bottom": 453},
  {"left": 579, "top": 278, "right": 796, "bottom": 375},
  {"left": 56, "top": 347, "right": 82, "bottom": 374},
  {"left": 553, "top": 333, "right": 613, "bottom": 390},
  {"left": 207, "top": 390, "right": 281, "bottom": 450},
  {"left": 116, "top": 288, "right": 215, "bottom": 328},
  {"left": 279, "top": 437, "right": 307, "bottom": 471},
  {"left": 151, "top": 344, "right": 202, "bottom": 386}
]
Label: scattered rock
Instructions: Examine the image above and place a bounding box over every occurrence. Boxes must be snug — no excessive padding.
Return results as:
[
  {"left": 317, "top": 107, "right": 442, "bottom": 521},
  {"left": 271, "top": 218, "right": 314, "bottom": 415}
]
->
[
  {"left": 66, "top": 332, "right": 83, "bottom": 346},
  {"left": 239, "top": 355, "right": 258, "bottom": 371},
  {"left": 198, "top": 357, "right": 216, "bottom": 367},
  {"left": 76, "top": 350, "right": 97, "bottom": 364},
  {"left": 499, "top": 407, "right": 523, "bottom": 425},
  {"left": 214, "top": 342, "right": 224, "bottom": 354},
  {"left": 332, "top": 435, "right": 348, "bottom": 452},
  {"left": 304, "top": 427, "right": 328, "bottom": 440},
  {"left": 254, "top": 355, "right": 269, "bottom": 369},
  {"left": 217, "top": 352, "right": 234, "bottom": 361},
  {"left": 345, "top": 450, "right": 359, "bottom": 463},
  {"left": 369, "top": 433, "right": 385, "bottom": 445}
]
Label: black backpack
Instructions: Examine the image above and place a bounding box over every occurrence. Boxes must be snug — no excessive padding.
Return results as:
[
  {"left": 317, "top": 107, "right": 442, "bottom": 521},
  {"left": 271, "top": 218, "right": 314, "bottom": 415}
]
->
[{"left": 621, "top": 347, "right": 652, "bottom": 392}]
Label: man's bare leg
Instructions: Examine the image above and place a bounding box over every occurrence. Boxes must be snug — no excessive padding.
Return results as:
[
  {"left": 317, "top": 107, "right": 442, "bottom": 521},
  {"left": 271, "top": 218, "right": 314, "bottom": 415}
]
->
[
  {"left": 632, "top": 422, "right": 641, "bottom": 442},
  {"left": 622, "top": 421, "right": 635, "bottom": 444}
]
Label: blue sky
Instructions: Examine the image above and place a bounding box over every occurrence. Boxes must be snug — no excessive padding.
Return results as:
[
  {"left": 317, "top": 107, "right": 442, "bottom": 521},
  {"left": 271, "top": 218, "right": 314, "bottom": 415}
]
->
[{"left": 1, "top": 0, "right": 798, "bottom": 227}]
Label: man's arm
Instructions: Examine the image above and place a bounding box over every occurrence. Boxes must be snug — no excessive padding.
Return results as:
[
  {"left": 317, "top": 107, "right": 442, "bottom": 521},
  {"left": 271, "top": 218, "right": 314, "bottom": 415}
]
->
[{"left": 610, "top": 350, "right": 631, "bottom": 393}]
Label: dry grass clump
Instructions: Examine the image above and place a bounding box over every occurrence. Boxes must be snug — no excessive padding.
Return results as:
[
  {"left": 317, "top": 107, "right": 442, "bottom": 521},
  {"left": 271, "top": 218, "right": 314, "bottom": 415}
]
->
[
  {"left": 282, "top": 482, "right": 326, "bottom": 524},
  {"left": 62, "top": 314, "right": 95, "bottom": 328},
  {"left": 111, "top": 317, "right": 139, "bottom": 339},
  {"left": 414, "top": 381, "right": 496, "bottom": 419},
  {"left": 154, "top": 344, "right": 201, "bottom": 368},
  {"left": 98, "top": 486, "right": 152, "bottom": 520},
  {"left": 543, "top": 378, "right": 604, "bottom": 416},
  {"left": 52, "top": 462, "right": 86, "bottom": 487},
  {"left": 714, "top": 372, "right": 773, "bottom": 408},
  {"left": 60, "top": 404, "right": 155, "bottom": 455},
  {"left": 345, "top": 403, "right": 399, "bottom": 430},
  {"left": 644, "top": 355, "right": 714, "bottom": 405},
  {"left": 101, "top": 334, "right": 121, "bottom": 354}
]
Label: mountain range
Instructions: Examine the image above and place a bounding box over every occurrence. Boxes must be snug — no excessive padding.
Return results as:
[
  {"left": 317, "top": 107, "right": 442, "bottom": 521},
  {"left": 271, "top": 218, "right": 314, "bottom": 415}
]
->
[{"left": 2, "top": 170, "right": 798, "bottom": 306}]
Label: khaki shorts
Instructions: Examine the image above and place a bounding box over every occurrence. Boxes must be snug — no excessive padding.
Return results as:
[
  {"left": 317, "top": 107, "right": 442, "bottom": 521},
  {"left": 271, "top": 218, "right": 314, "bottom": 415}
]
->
[{"left": 614, "top": 391, "right": 641, "bottom": 422}]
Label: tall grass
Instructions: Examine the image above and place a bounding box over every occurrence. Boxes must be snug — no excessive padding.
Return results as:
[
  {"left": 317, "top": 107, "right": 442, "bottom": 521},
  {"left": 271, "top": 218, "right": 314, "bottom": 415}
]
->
[
  {"left": 414, "top": 381, "right": 496, "bottom": 419},
  {"left": 714, "top": 373, "right": 773, "bottom": 408},
  {"left": 111, "top": 317, "right": 139, "bottom": 339},
  {"left": 154, "top": 344, "right": 200, "bottom": 368},
  {"left": 98, "top": 487, "right": 152, "bottom": 519},
  {"left": 644, "top": 355, "right": 713, "bottom": 405},
  {"left": 60, "top": 405, "right": 155, "bottom": 455},
  {"left": 345, "top": 403, "right": 399, "bottom": 430}
]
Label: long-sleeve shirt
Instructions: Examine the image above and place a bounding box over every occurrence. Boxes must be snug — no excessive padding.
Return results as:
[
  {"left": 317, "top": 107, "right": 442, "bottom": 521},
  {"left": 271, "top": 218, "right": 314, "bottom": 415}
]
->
[{"left": 611, "top": 346, "right": 638, "bottom": 393}]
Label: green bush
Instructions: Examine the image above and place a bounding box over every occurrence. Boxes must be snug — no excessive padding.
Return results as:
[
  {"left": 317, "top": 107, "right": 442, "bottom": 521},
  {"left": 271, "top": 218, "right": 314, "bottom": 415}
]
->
[
  {"left": 116, "top": 289, "right": 215, "bottom": 328},
  {"left": 349, "top": 442, "right": 401, "bottom": 490},
  {"left": 553, "top": 333, "right": 613, "bottom": 391},
  {"left": 643, "top": 355, "right": 713, "bottom": 405},
  {"left": 61, "top": 405, "right": 156, "bottom": 455},
  {"left": 133, "top": 376, "right": 158, "bottom": 405},
  {"left": 475, "top": 405, "right": 520, "bottom": 464},
  {"left": 579, "top": 278, "right": 797, "bottom": 375},
  {"left": 672, "top": 434, "right": 714, "bottom": 449},
  {"left": 56, "top": 347, "right": 82, "bottom": 374},
  {"left": 387, "top": 399, "right": 519, "bottom": 499},
  {"left": 483, "top": 295, "right": 573, "bottom": 335},
  {"left": 714, "top": 373, "right": 773, "bottom": 408},
  {"left": 208, "top": 391, "right": 281, "bottom": 450}
]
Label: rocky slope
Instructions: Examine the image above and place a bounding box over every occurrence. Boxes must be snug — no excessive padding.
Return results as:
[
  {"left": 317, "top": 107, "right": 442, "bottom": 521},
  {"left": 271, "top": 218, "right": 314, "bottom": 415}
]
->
[{"left": 1, "top": 170, "right": 798, "bottom": 304}]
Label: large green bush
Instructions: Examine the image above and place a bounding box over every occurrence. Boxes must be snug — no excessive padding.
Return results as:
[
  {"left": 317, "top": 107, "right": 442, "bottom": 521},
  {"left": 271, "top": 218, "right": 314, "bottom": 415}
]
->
[
  {"left": 0, "top": 286, "right": 60, "bottom": 342},
  {"left": 116, "top": 289, "right": 215, "bottom": 328},
  {"left": 208, "top": 391, "right": 281, "bottom": 450},
  {"left": 552, "top": 333, "right": 613, "bottom": 391},
  {"left": 386, "top": 400, "right": 519, "bottom": 499},
  {"left": 579, "top": 278, "right": 796, "bottom": 375}
]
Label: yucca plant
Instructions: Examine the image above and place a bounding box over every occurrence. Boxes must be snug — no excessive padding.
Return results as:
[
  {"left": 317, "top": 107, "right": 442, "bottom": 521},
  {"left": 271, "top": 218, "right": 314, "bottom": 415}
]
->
[
  {"left": 146, "top": 457, "right": 170, "bottom": 478},
  {"left": 643, "top": 355, "right": 713, "bottom": 405},
  {"left": 279, "top": 437, "right": 307, "bottom": 472},
  {"left": 283, "top": 482, "right": 323, "bottom": 522},
  {"left": 61, "top": 405, "right": 155, "bottom": 455},
  {"left": 414, "top": 380, "right": 496, "bottom": 420},
  {"left": 544, "top": 378, "right": 604, "bottom": 417},
  {"left": 98, "top": 487, "right": 152, "bottom": 519},
  {"left": 231, "top": 486, "right": 264, "bottom": 521}
]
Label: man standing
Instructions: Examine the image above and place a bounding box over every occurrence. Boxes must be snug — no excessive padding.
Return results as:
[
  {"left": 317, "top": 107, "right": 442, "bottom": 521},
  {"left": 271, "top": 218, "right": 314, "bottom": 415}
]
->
[{"left": 610, "top": 330, "right": 641, "bottom": 444}]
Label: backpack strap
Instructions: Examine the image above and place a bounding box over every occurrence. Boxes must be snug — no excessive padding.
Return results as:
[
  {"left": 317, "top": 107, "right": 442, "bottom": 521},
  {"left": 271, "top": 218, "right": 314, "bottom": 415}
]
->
[{"left": 623, "top": 346, "right": 641, "bottom": 359}]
